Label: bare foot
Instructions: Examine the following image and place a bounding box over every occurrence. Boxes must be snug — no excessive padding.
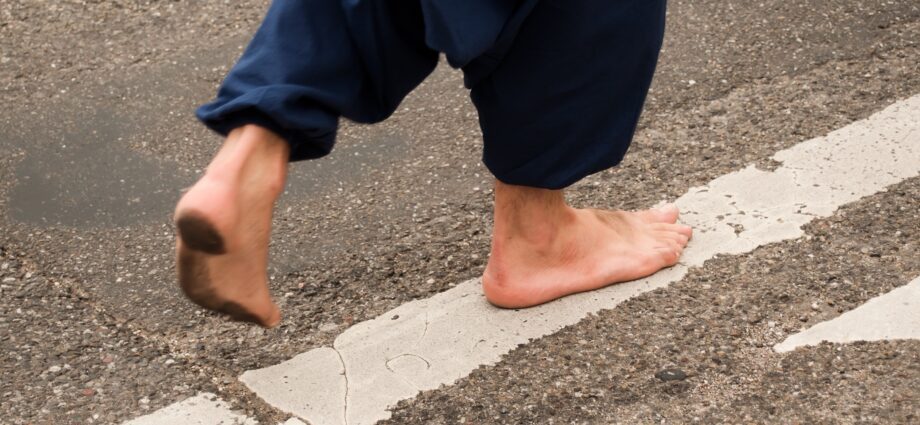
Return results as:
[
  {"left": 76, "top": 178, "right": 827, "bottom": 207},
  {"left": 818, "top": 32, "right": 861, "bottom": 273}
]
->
[
  {"left": 482, "top": 181, "right": 692, "bottom": 308},
  {"left": 174, "top": 125, "right": 289, "bottom": 327}
]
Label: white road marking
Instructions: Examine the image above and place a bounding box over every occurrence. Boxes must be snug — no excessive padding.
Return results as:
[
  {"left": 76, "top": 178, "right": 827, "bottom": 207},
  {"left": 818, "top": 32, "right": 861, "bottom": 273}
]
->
[
  {"left": 239, "top": 96, "right": 920, "bottom": 425},
  {"left": 123, "top": 393, "right": 257, "bottom": 425},
  {"left": 774, "top": 275, "right": 920, "bottom": 353},
  {"left": 245, "top": 347, "right": 346, "bottom": 425}
]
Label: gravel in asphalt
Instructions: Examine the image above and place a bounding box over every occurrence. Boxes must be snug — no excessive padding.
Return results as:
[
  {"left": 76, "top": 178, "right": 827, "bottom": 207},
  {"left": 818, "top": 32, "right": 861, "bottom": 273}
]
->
[{"left": 0, "top": 248, "right": 211, "bottom": 424}]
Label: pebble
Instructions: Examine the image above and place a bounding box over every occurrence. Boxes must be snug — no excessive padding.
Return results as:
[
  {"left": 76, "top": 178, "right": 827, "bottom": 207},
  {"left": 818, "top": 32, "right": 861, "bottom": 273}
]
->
[
  {"left": 655, "top": 368, "right": 688, "bottom": 382},
  {"left": 48, "top": 365, "right": 62, "bottom": 373}
]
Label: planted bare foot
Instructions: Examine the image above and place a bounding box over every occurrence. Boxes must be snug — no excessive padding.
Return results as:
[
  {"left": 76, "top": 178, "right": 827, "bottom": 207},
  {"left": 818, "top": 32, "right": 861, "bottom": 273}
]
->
[
  {"left": 174, "top": 125, "right": 288, "bottom": 327},
  {"left": 483, "top": 181, "right": 692, "bottom": 308}
]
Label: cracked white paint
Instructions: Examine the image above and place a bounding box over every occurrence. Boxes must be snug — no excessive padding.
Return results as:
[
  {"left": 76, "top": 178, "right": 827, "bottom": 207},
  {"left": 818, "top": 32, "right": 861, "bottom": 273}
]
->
[
  {"left": 241, "top": 95, "right": 920, "bottom": 425},
  {"left": 240, "top": 347, "right": 347, "bottom": 425},
  {"left": 774, "top": 275, "right": 920, "bottom": 352},
  {"left": 123, "top": 393, "right": 257, "bottom": 425}
]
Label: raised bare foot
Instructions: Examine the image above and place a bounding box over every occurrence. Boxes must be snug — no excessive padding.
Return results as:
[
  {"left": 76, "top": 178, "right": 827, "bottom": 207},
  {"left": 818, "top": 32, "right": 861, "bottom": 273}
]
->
[
  {"left": 482, "top": 181, "right": 692, "bottom": 308},
  {"left": 174, "top": 125, "right": 289, "bottom": 327}
]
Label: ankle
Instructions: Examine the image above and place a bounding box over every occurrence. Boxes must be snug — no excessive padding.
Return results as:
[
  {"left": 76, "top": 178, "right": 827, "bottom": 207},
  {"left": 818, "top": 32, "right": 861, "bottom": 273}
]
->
[
  {"left": 236, "top": 124, "right": 290, "bottom": 156},
  {"left": 491, "top": 180, "right": 575, "bottom": 247},
  {"left": 205, "top": 125, "right": 290, "bottom": 196}
]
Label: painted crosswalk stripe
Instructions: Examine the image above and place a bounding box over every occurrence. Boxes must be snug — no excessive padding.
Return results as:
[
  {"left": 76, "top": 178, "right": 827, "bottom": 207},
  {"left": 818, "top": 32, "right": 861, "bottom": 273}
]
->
[
  {"left": 122, "top": 393, "right": 309, "bottom": 425},
  {"left": 123, "top": 393, "right": 257, "bottom": 425},
  {"left": 237, "top": 96, "right": 920, "bottom": 425},
  {"left": 774, "top": 275, "right": 920, "bottom": 353}
]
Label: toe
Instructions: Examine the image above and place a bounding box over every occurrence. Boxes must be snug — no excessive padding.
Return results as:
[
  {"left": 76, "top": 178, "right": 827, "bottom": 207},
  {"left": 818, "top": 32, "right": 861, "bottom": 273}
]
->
[
  {"left": 264, "top": 304, "right": 282, "bottom": 328},
  {"left": 670, "top": 232, "right": 690, "bottom": 247},
  {"left": 651, "top": 222, "right": 693, "bottom": 238},
  {"left": 221, "top": 300, "right": 281, "bottom": 328},
  {"left": 653, "top": 230, "right": 688, "bottom": 246},
  {"left": 665, "top": 238, "right": 682, "bottom": 253},
  {"left": 638, "top": 204, "right": 680, "bottom": 224},
  {"left": 656, "top": 244, "right": 681, "bottom": 265}
]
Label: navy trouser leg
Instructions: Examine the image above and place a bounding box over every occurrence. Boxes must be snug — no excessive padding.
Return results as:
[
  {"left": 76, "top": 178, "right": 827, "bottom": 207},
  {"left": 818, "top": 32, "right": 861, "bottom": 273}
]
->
[
  {"left": 470, "top": 0, "right": 667, "bottom": 189},
  {"left": 196, "top": 0, "right": 438, "bottom": 161},
  {"left": 197, "top": 0, "right": 667, "bottom": 189}
]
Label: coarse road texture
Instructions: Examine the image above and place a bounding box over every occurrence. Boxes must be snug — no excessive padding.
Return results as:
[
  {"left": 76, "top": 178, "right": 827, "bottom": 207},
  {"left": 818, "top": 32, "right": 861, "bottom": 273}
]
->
[{"left": 1, "top": 0, "right": 919, "bottom": 424}]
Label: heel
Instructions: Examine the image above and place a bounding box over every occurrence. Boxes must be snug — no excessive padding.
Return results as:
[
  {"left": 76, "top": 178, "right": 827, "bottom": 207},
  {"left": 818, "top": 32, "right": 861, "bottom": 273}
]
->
[{"left": 176, "top": 210, "right": 226, "bottom": 254}]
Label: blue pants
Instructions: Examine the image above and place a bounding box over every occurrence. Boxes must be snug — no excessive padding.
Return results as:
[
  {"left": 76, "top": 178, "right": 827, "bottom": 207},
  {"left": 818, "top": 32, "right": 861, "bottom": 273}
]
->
[{"left": 197, "top": 0, "right": 667, "bottom": 189}]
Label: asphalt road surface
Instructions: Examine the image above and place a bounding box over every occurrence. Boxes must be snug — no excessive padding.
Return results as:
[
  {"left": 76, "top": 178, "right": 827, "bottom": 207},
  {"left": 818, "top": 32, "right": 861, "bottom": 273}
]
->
[{"left": 1, "top": 1, "right": 918, "bottom": 424}]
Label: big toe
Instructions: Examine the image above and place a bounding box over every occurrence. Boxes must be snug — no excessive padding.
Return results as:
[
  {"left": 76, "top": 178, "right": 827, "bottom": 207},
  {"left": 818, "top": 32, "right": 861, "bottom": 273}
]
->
[{"left": 640, "top": 204, "right": 680, "bottom": 224}]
